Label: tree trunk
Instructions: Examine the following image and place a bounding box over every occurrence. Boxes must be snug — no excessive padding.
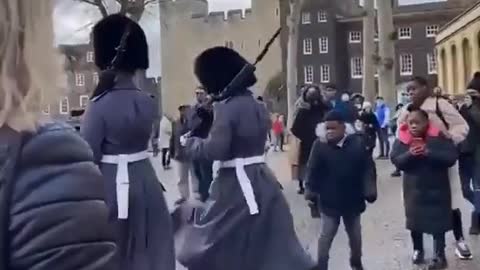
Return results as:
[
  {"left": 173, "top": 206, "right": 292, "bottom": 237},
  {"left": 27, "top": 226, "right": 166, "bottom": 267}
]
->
[
  {"left": 286, "top": 0, "right": 303, "bottom": 128},
  {"left": 377, "top": 0, "right": 396, "bottom": 106},
  {"left": 362, "top": 0, "right": 375, "bottom": 103}
]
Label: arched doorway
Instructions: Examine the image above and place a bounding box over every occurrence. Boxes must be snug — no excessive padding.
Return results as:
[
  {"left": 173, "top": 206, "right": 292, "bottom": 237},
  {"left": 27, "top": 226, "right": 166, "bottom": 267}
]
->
[
  {"left": 462, "top": 38, "right": 472, "bottom": 85},
  {"left": 441, "top": 48, "right": 447, "bottom": 89},
  {"left": 452, "top": 44, "right": 458, "bottom": 93}
]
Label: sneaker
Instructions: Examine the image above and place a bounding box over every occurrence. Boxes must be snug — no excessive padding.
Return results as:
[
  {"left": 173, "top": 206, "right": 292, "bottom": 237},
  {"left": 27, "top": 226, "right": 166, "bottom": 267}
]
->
[
  {"left": 412, "top": 250, "right": 425, "bottom": 265},
  {"left": 455, "top": 240, "right": 473, "bottom": 260},
  {"left": 427, "top": 256, "right": 447, "bottom": 270}
]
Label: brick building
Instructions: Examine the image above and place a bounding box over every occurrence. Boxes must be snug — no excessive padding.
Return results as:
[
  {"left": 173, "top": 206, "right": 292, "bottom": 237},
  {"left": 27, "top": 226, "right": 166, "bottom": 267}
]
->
[
  {"left": 47, "top": 41, "right": 161, "bottom": 121},
  {"left": 297, "top": 0, "right": 476, "bottom": 97}
]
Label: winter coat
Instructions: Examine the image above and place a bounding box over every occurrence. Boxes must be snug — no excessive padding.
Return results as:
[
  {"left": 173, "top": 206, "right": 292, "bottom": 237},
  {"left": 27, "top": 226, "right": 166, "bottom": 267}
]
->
[
  {"left": 359, "top": 111, "right": 380, "bottom": 149},
  {"left": 397, "top": 97, "right": 469, "bottom": 145},
  {"left": 391, "top": 124, "right": 458, "bottom": 234},
  {"left": 289, "top": 95, "right": 312, "bottom": 166},
  {"left": 158, "top": 116, "right": 172, "bottom": 149},
  {"left": 0, "top": 122, "right": 116, "bottom": 269},
  {"left": 291, "top": 105, "right": 328, "bottom": 166},
  {"left": 335, "top": 100, "right": 358, "bottom": 123},
  {"left": 305, "top": 135, "right": 376, "bottom": 217}
]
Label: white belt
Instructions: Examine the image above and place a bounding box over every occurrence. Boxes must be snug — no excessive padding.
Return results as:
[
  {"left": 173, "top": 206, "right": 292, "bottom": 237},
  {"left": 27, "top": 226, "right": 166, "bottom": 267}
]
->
[
  {"left": 214, "top": 155, "right": 265, "bottom": 215},
  {"left": 101, "top": 150, "right": 149, "bottom": 219}
]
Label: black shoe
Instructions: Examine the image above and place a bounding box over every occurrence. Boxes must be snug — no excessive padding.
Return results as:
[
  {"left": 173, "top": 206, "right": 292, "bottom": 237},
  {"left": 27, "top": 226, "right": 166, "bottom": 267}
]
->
[
  {"left": 469, "top": 212, "right": 480, "bottom": 235},
  {"left": 350, "top": 258, "right": 364, "bottom": 270},
  {"left": 427, "top": 255, "right": 447, "bottom": 270},
  {"left": 391, "top": 170, "right": 401, "bottom": 177},
  {"left": 297, "top": 187, "right": 305, "bottom": 195},
  {"left": 412, "top": 250, "right": 425, "bottom": 265}
]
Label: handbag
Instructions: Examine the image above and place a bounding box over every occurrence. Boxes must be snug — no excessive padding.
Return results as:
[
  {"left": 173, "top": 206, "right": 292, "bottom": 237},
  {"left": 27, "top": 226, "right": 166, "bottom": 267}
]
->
[{"left": 0, "top": 129, "right": 28, "bottom": 270}]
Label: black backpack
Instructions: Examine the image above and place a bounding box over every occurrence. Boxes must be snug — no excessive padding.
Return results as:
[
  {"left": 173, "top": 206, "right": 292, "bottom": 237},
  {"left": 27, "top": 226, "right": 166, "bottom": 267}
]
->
[{"left": 0, "top": 131, "right": 29, "bottom": 270}]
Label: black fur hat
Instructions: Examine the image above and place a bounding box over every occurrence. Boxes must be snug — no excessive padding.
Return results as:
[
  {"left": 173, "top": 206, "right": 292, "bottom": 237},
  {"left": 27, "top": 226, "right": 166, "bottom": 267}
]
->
[
  {"left": 194, "top": 47, "right": 257, "bottom": 95},
  {"left": 92, "top": 14, "right": 149, "bottom": 72}
]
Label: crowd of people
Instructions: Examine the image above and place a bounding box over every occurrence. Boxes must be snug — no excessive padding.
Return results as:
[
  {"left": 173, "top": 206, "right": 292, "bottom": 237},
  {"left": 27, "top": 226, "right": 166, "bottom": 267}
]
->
[{"left": 0, "top": 1, "right": 479, "bottom": 270}]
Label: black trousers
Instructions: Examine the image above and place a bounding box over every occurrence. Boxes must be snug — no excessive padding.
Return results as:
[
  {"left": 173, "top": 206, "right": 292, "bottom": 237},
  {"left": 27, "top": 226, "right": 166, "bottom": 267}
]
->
[
  {"left": 458, "top": 154, "right": 475, "bottom": 205},
  {"left": 161, "top": 148, "right": 170, "bottom": 167},
  {"left": 411, "top": 231, "right": 446, "bottom": 255},
  {"left": 378, "top": 127, "right": 390, "bottom": 157},
  {"left": 192, "top": 159, "right": 213, "bottom": 202}
]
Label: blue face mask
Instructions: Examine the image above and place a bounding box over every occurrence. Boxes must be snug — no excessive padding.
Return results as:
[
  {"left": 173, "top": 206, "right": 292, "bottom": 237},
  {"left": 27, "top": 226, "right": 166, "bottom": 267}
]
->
[{"left": 376, "top": 100, "right": 384, "bottom": 107}]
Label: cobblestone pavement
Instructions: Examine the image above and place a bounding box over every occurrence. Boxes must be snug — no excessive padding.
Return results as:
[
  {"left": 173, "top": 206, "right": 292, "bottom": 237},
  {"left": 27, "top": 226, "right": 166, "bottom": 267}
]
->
[{"left": 151, "top": 150, "right": 480, "bottom": 270}]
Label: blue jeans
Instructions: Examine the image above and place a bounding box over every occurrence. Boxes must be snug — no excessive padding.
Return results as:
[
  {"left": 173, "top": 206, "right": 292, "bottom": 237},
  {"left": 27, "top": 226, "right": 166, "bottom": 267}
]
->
[{"left": 192, "top": 159, "right": 213, "bottom": 202}]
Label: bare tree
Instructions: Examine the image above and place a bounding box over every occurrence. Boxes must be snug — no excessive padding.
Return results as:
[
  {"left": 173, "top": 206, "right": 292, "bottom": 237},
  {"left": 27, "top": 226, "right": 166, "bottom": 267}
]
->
[
  {"left": 286, "top": 0, "right": 304, "bottom": 128},
  {"left": 377, "top": 0, "right": 396, "bottom": 106},
  {"left": 75, "top": 0, "right": 158, "bottom": 22},
  {"left": 362, "top": 0, "right": 375, "bottom": 102}
]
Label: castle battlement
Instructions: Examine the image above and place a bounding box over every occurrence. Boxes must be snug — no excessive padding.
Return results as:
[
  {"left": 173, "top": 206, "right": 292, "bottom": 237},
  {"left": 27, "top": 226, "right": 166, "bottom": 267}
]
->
[{"left": 190, "top": 8, "right": 256, "bottom": 24}]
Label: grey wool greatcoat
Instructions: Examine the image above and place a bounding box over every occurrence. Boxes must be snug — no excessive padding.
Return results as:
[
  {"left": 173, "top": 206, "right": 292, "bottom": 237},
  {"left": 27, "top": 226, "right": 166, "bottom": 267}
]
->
[
  {"left": 173, "top": 90, "right": 315, "bottom": 270},
  {"left": 81, "top": 78, "right": 175, "bottom": 270},
  {"left": 391, "top": 132, "right": 458, "bottom": 234}
]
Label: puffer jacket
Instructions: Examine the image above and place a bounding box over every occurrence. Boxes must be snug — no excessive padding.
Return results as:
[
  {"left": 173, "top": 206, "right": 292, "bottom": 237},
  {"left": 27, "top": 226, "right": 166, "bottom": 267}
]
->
[{"left": 0, "top": 122, "right": 116, "bottom": 270}]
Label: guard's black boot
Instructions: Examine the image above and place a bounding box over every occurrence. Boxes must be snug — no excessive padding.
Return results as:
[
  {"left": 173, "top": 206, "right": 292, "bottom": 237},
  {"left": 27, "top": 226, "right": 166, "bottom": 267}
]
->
[
  {"left": 469, "top": 211, "right": 480, "bottom": 235},
  {"left": 412, "top": 250, "right": 425, "bottom": 265}
]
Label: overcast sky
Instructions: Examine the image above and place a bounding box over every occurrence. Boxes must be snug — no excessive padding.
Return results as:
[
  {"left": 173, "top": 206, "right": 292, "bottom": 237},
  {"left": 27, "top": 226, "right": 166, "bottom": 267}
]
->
[{"left": 53, "top": 0, "right": 446, "bottom": 76}]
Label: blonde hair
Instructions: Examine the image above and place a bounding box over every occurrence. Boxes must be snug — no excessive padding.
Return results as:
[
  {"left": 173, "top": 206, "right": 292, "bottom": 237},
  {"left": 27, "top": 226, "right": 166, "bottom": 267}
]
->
[{"left": 0, "top": 0, "right": 65, "bottom": 131}]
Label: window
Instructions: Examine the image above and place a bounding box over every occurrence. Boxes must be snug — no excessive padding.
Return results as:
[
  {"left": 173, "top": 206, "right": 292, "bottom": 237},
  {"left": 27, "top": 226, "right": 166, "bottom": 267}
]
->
[
  {"left": 351, "top": 57, "right": 363, "bottom": 79},
  {"left": 426, "top": 25, "right": 439, "bottom": 38},
  {"left": 374, "top": 31, "right": 379, "bottom": 42},
  {"left": 427, "top": 52, "right": 437, "bottom": 74},
  {"left": 375, "top": 69, "right": 379, "bottom": 78},
  {"left": 301, "top": 12, "right": 311, "bottom": 24},
  {"left": 320, "top": 65, "right": 330, "bottom": 83},
  {"left": 398, "top": 27, "right": 412, "bottom": 39},
  {"left": 93, "top": 72, "right": 99, "bottom": 85},
  {"left": 225, "top": 41, "right": 234, "bottom": 49},
  {"left": 276, "top": 8, "right": 279, "bottom": 16},
  {"left": 75, "top": 73, "right": 85, "bottom": 86},
  {"left": 319, "top": 37, "right": 328, "bottom": 54},
  {"left": 304, "top": 65, "right": 314, "bottom": 83},
  {"left": 42, "top": 104, "right": 50, "bottom": 115},
  {"left": 318, "top": 11, "right": 327, "bottom": 22},
  {"left": 399, "top": 54, "right": 413, "bottom": 76},
  {"left": 86, "top": 51, "right": 94, "bottom": 63},
  {"left": 59, "top": 97, "right": 69, "bottom": 115},
  {"left": 80, "top": 95, "right": 89, "bottom": 109},
  {"left": 349, "top": 31, "right": 362, "bottom": 43},
  {"left": 303, "top": 38, "right": 313, "bottom": 55}
]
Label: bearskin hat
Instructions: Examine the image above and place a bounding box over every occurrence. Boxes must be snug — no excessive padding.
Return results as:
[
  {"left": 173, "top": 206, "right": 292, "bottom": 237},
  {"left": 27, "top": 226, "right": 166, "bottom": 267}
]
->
[
  {"left": 92, "top": 14, "right": 149, "bottom": 72},
  {"left": 194, "top": 47, "right": 257, "bottom": 95}
]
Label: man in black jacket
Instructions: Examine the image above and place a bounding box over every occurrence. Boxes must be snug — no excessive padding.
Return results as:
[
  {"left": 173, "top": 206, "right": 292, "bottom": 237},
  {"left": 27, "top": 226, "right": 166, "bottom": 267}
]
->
[{"left": 305, "top": 111, "right": 376, "bottom": 270}]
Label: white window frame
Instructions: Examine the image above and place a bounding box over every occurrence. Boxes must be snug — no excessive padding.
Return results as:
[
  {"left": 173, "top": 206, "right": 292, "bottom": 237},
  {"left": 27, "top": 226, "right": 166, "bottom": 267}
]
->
[
  {"left": 426, "top": 25, "right": 439, "bottom": 38},
  {"left": 75, "top": 73, "right": 85, "bottom": 86},
  {"left": 303, "top": 38, "right": 313, "bottom": 55},
  {"left": 399, "top": 53, "right": 413, "bottom": 76},
  {"left": 79, "top": 95, "right": 89, "bottom": 109},
  {"left": 86, "top": 51, "right": 94, "bottom": 63},
  {"left": 93, "top": 72, "right": 99, "bottom": 85},
  {"left": 42, "top": 104, "right": 50, "bottom": 115},
  {"left": 427, "top": 52, "right": 437, "bottom": 75},
  {"left": 320, "top": 65, "right": 330, "bottom": 83},
  {"left": 319, "top": 37, "right": 328, "bottom": 54},
  {"left": 351, "top": 57, "right": 363, "bottom": 79},
  {"left": 301, "top": 12, "right": 311, "bottom": 24},
  {"left": 349, "top": 31, "right": 362, "bottom": 43},
  {"left": 398, "top": 27, "right": 412, "bottom": 40},
  {"left": 304, "top": 65, "right": 314, "bottom": 84},
  {"left": 317, "top": 11, "right": 327, "bottom": 22},
  {"left": 59, "top": 97, "right": 69, "bottom": 115}
]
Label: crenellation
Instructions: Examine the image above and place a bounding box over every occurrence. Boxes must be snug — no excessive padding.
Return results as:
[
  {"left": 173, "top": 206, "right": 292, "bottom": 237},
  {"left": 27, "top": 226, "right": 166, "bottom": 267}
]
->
[
  {"left": 226, "top": 9, "right": 243, "bottom": 21},
  {"left": 206, "top": 11, "right": 225, "bottom": 23}
]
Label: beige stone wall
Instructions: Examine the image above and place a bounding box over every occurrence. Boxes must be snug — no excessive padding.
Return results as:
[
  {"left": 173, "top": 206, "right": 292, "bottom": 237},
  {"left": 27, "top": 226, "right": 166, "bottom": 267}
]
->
[
  {"left": 436, "top": 2, "right": 480, "bottom": 94},
  {"left": 160, "top": 0, "right": 282, "bottom": 116}
]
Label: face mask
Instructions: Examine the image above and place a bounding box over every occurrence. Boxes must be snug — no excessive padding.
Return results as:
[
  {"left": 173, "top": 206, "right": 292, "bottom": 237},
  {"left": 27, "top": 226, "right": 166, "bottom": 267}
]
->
[
  {"left": 465, "top": 97, "right": 473, "bottom": 107},
  {"left": 376, "top": 100, "right": 384, "bottom": 107},
  {"left": 341, "top": 94, "right": 349, "bottom": 102}
]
